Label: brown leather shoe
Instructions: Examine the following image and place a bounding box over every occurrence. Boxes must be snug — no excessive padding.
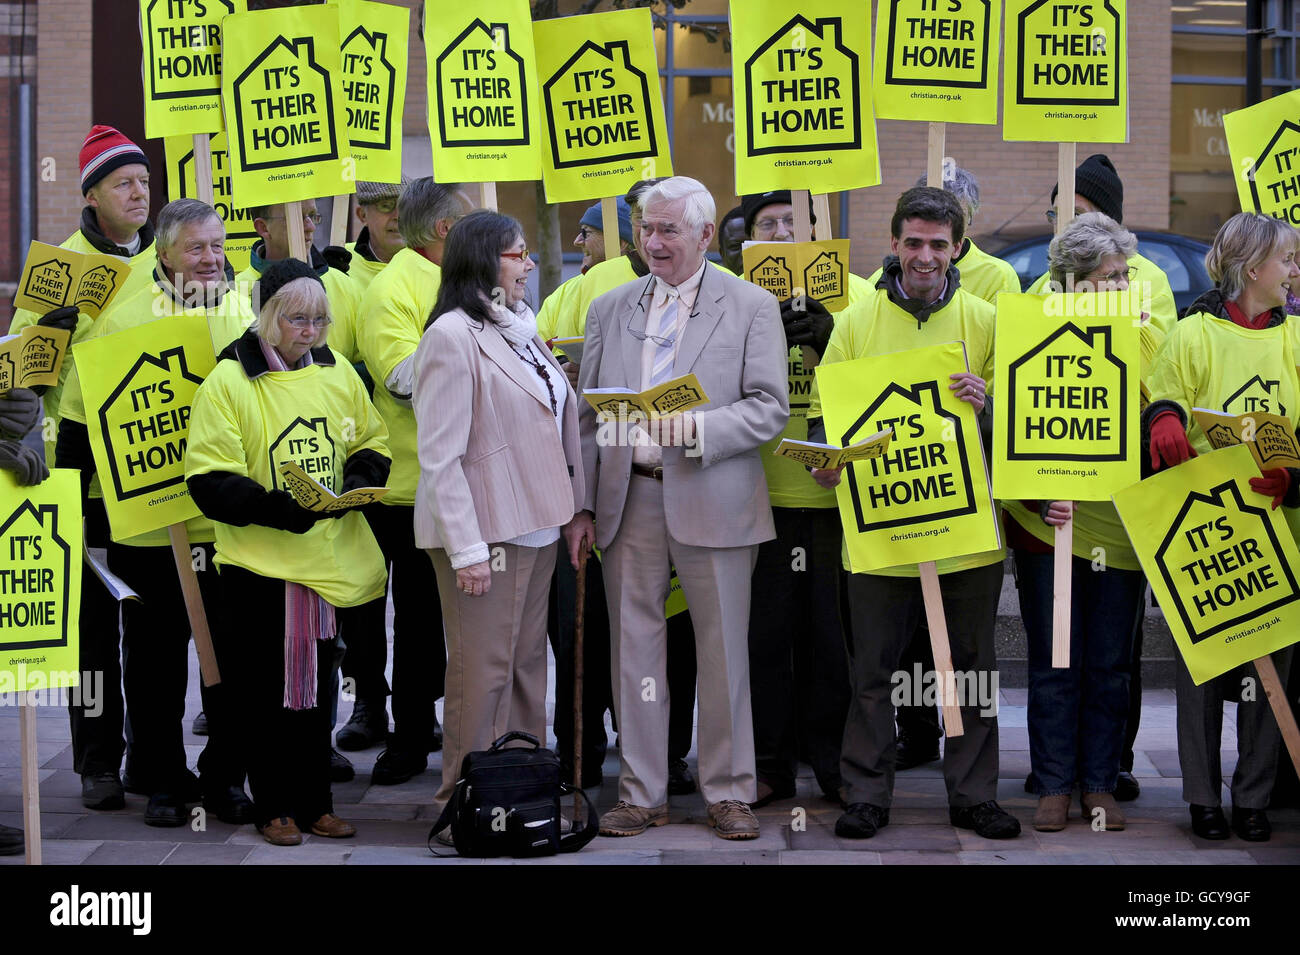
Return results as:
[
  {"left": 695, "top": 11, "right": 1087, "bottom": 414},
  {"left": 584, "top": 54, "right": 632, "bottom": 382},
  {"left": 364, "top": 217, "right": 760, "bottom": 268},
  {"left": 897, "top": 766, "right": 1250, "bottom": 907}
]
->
[
  {"left": 708, "top": 799, "right": 760, "bottom": 840},
  {"left": 260, "top": 816, "right": 302, "bottom": 846},
  {"left": 309, "top": 813, "right": 357, "bottom": 838},
  {"left": 1081, "top": 792, "right": 1126, "bottom": 830},
  {"left": 598, "top": 800, "right": 668, "bottom": 836},
  {"left": 1033, "top": 794, "right": 1070, "bottom": 832}
]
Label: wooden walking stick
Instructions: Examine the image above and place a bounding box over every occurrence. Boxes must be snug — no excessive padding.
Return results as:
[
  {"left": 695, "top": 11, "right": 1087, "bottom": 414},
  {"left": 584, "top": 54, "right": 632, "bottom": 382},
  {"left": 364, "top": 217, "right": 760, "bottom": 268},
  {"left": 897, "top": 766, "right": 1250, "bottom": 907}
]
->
[
  {"left": 1255, "top": 653, "right": 1300, "bottom": 780},
  {"left": 572, "top": 556, "right": 587, "bottom": 823},
  {"left": 1052, "top": 142, "right": 1078, "bottom": 669},
  {"left": 20, "top": 691, "right": 40, "bottom": 865}
]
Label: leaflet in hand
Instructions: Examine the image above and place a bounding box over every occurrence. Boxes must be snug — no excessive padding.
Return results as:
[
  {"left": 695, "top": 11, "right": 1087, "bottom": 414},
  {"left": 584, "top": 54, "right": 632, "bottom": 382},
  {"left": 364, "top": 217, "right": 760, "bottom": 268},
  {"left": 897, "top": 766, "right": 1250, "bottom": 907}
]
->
[
  {"left": 551, "top": 336, "right": 584, "bottom": 366},
  {"left": 13, "top": 240, "right": 134, "bottom": 318},
  {"left": 0, "top": 324, "right": 72, "bottom": 393},
  {"left": 772, "top": 427, "right": 893, "bottom": 470},
  {"left": 278, "top": 461, "right": 390, "bottom": 513},
  {"left": 583, "top": 373, "right": 709, "bottom": 419},
  {"left": 1192, "top": 407, "right": 1300, "bottom": 470}
]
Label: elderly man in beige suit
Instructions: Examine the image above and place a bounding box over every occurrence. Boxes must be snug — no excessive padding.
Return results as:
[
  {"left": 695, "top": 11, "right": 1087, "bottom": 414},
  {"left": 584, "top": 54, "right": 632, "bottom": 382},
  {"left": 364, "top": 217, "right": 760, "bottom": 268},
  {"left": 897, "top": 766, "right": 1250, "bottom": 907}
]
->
[{"left": 577, "top": 177, "right": 789, "bottom": 840}]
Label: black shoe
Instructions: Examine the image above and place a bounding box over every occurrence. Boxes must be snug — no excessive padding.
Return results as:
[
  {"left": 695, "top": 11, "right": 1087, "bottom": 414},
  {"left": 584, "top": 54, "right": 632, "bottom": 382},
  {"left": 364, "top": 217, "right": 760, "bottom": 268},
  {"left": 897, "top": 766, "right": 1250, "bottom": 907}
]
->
[
  {"left": 0, "top": 823, "right": 23, "bottom": 856},
  {"left": 370, "top": 747, "right": 427, "bottom": 785},
  {"left": 330, "top": 748, "right": 355, "bottom": 783},
  {"left": 1189, "top": 804, "right": 1230, "bottom": 840},
  {"left": 191, "top": 710, "right": 209, "bottom": 736},
  {"left": 895, "top": 736, "right": 940, "bottom": 771},
  {"left": 336, "top": 699, "right": 388, "bottom": 752},
  {"left": 145, "top": 792, "right": 188, "bottom": 828},
  {"left": 1230, "top": 807, "right": 1271, "bottom": 842},
  {"left": 835, "top": 802, "right": 890, "bottom": 839},
  {"left": 667, "top": 758, "right": 696, "bottom": 796},
  {"left": 81, "top": 772, "right": 125, "bottom": 810},
  {"left": 1114, "top": 771, "right": 1140, "bottom": 802},
  {"left": 750, "top": 778, "right": 796, "bottom": 809},
  {"left": 202, "top": 785, "right": 255, "bottom": 825},
  {"left": 950, "top": 801, "right": 1021, "bottom": 839}
]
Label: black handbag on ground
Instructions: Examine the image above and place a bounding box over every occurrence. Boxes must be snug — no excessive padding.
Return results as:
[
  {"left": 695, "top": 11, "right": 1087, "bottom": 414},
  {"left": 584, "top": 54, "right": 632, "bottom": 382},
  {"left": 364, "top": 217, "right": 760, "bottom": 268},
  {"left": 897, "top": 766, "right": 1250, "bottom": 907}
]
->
[{"left": 427, "top": 731, "right": 598, "bottom": 858}]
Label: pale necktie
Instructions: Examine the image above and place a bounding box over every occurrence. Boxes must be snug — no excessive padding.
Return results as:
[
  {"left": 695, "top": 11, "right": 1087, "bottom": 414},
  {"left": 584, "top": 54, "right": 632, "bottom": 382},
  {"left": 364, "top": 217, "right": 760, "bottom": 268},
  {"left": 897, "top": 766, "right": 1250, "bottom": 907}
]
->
[{"left": 649, "top": 290, "right": 681, "bottom": 386}]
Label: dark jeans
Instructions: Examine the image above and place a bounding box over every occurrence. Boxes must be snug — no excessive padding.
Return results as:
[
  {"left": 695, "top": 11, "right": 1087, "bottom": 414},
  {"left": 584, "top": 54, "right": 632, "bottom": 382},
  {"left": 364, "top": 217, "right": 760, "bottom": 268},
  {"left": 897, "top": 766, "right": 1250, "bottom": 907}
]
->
[
  {"left": 363, "top": 503, "right": 444, "bottom": 752},
  {"left": 214, "top": 565, "right": 333, "bottom": 827},
  {"left": 1014, "top": 548, "right": 1143, "bottom": 795},
  {"left": 108, "top": 540, "right": 242, "bottom": 795},
  {"left": 548, "top": 553, "right": 612, "bottom": 776},
  {"left": 69, "top": 499, "right": 125, "bottom": 777},
  {"left": 747, "top": 507, "right": 850, "bottom": 797}
]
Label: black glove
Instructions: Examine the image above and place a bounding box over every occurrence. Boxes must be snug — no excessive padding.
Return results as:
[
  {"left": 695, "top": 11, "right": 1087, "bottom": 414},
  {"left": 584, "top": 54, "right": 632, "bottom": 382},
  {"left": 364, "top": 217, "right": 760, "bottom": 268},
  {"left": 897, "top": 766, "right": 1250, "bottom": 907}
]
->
[
  {"left": 0, "top": 440, "right": 49, "bottom": 486},
  {"left": 780, "top": 296, "right": 833, "bottom": 355},
  {"left": 252, "top": 489, "right": 323, "bottom": 534},
  {"left": 37, "top": 306, "right": 79, "bottom": 334},
  {"left": 0, "top": 388, "right": 41, "bottom": 439},
  {"left": 322, "top": 245, "right": 352, "bottom": 274}
]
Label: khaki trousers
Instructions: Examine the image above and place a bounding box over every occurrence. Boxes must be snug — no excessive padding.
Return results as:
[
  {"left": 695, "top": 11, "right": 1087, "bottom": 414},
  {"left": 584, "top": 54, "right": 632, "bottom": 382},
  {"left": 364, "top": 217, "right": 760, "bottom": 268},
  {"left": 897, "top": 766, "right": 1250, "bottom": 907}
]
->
[
  {"left": 430, "top": 542, "right": 556, "bottom": 810},
  {"left": 603, "top": 475, "right": 758, "bottom": 807}
]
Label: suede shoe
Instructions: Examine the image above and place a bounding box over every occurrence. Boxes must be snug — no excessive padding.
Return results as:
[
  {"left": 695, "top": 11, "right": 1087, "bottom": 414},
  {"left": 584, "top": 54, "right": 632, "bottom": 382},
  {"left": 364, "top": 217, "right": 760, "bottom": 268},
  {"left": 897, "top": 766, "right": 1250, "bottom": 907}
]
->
[
  {"left": 144, "top": 792, "right": 188, "bottom": 828},
  {"left": 895, "top": 735, "right": 940, "bottom": 771},
  {"left": 202, "top": 785, "right": 255, "bottom": 825},
  {"left": 1231, "top": 807, "right": 1271, "bottom": 842},
  {"left": 335, "top": 698, "right": 388, "bottom": 751},
  {"left": 81, "top": 772, "right": 125, "bottom": 811},
  {"left": 191, "top": 710, "right": 209, "bottom": 736},
  {"left": 260, "top": 816, "right": 302, "bottom": 846},
  {"left": 667, "top": 757, "right": 696, "bottom": 796},
  {"left": 598, "top": 800, "right": 668, "bottom": 836},
  {"left": 950, "top": 801, "right": 1021, "bottom": 839},
  {"left": 330, "top": 748, "right": 355, "bottom": 783},
  {"left": 1033, "top": 794, "right": 1070, "bottom": 832},
  {"left": 370, "top": 747, "right": 427, "bottom": 785},
  {"left": 1081, "top": 792, "right": 1126, "bottom": 830},
  {"left": 1114, "top": 770, "right": 1140, "bottom": 802},
  {"left": 1189, "top": 804, "right": 1230, "bottom": 840},
  {"left": 309, "top": 813, "right": 357, "bottom": 838},
  {"left": 835, "top": 802, "right": 890, "bottom": 839},
  {"left": 708, "top": 800, "right": 760, "bottom": 840},
  {"left": 0, "top": 823, "right": 23, "bottom": 856}
]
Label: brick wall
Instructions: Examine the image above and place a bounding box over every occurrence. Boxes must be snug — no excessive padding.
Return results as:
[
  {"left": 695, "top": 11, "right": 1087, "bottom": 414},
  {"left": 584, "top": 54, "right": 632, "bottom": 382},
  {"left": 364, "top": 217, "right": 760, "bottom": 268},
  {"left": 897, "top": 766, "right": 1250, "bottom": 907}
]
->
[{"left": 34, "top": 0, "right": 92, "bottom": 249}]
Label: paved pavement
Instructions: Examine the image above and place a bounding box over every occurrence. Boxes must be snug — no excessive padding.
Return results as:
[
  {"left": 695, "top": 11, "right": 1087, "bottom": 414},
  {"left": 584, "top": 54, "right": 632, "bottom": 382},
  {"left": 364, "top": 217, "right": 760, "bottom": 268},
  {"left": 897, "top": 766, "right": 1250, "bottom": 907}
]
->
[{"left": 2, "top": 650, "right": 1298, "bottom": 866}]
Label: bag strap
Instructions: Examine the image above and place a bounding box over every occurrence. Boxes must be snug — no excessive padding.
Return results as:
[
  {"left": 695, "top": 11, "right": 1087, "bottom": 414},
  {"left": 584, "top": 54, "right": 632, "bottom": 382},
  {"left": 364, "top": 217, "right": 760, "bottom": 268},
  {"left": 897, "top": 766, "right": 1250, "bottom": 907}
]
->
[
  {"left": 489, "top": 730, "right": 540, "bottom": 751},
  {"left": 426, "top": 786, "right": 461, "bottom": 856},
  {"left": 558, "top": 784, "right": 599, "bottom": 854}
]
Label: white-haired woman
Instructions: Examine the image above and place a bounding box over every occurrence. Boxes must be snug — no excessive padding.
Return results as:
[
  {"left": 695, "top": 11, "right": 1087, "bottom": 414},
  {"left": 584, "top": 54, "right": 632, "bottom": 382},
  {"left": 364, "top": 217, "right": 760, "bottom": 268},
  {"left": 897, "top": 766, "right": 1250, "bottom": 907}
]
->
[
  {"left": 1143, "top": 211, "right": 1300, "bottom": 843},
  {"left": 186, "top": 259, "right": 391, "bottom": 846}
]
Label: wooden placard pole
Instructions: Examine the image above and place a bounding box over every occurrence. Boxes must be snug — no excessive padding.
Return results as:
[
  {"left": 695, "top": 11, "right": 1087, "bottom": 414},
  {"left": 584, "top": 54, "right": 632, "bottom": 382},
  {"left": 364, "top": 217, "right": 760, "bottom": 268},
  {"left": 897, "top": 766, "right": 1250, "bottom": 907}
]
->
[
  {"left": 329, "top": 194, "right": 350, "bottom": 246},
  {"left": 169, "top": 524, "right": 221, "bottom": 686},
  {"left": 20, "top": 691, "right": 40, "bottom": 864},
  {"left": 927, "top": 123, "right": 946, "bottom": 187},
  {"left": 792, "top": 189, "right": 813, "bottom": 244},
  {"left": 480, "top": 181, "right": 498, "bottom": 213},
  {"left": 193, "top": 133, "right": 215, "bottom": 207},
  {"left": 811, "top": 194, "right": 832, "bottom": 242},
  {"left": 600, "top": 196, "right": 620, "bottom": 262},
  {"left": 573, "top": 558, "right": 586, "bottom": 818},
  {"left": 1052, "top": 142, "right": 1077, "bottom": 669},
  {"left": 918, "top": 562, "right": 964, "bottom": 737},
  {"left": 1256, "top": 654, "right": 1300, "bottom": 780},
  {"left": 285, "top": 199, "right": 310, "bottom": 264}
]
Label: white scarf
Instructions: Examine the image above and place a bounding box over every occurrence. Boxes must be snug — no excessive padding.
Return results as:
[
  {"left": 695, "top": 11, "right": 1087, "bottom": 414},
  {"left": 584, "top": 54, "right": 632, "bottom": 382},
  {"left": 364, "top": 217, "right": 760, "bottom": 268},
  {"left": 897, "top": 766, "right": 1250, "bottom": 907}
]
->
[{"left": 490, "top": 300, "right": 539, "bottom": 349}]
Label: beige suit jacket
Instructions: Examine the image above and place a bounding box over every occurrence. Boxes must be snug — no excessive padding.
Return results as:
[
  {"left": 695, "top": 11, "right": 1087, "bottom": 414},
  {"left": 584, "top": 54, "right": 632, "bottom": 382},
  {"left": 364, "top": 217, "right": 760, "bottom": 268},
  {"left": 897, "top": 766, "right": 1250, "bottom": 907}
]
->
[
  {"left": 413, "top": 307, "right": 584, "bottom": 556},
  {"left": 577, "top": 262, "right": 789, "bottom": 550}
]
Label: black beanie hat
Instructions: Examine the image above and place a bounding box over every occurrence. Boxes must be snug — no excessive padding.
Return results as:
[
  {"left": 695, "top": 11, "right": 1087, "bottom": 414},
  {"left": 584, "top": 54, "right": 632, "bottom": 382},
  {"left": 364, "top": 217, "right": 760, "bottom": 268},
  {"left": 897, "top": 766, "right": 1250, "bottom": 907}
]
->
[
  {"left": 740, "top": 190, "right": 816, "bottom": 237},
  {"left": 1051, "top": 153, "right": 1124, "bottom": 224},
  {"left": 252, "top": 258, "right": 324, "bottom": 315}
]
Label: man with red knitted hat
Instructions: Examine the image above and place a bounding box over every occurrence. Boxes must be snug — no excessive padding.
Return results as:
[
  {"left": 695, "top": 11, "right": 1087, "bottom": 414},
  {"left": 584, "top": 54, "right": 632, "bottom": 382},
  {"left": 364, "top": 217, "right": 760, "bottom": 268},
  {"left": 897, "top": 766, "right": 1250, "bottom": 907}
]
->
[{"left": 9, "top": 124, "right": 161, "bottom": 815}]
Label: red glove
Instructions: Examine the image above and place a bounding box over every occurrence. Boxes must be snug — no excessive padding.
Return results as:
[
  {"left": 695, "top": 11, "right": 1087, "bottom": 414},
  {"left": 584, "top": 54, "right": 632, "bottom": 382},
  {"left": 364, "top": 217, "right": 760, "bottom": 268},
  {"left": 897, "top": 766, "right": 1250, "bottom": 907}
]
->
[
  {"left": 1250, "top": 468, "right": 1291, "bottom": 510},
  {"left": 1149, "top": 411, "right": 1196, "bottom": 470}
]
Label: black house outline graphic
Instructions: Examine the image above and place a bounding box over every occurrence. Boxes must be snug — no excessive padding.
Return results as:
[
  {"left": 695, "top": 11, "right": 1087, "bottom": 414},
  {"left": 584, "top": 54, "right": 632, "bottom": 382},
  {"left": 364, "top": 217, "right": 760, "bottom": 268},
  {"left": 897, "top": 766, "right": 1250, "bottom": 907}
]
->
[
  {"left": 1015, "top": 0, "right": 1122, "bottom": 107},
  {"left": 883, "top": 0, "right": 991, "bottom": 90},
  {"left": 0, "top": 502, "right": 72, "bottom": 651},
  {"left": 232, "top": 35, "right": 340, "bottom": 172},
  {"left": 436, "top": 20, "right": 531, "bottom": 149},
  {"left": 542, "top": 39, "right": 658, "bottom": 169}
]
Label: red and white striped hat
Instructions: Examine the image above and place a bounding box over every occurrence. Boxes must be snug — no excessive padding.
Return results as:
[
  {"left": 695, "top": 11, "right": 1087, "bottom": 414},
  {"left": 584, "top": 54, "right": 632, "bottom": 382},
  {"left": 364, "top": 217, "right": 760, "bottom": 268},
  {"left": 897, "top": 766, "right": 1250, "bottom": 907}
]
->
[{"left": 79, "top": 125, "right": 150, "bottom": 195}]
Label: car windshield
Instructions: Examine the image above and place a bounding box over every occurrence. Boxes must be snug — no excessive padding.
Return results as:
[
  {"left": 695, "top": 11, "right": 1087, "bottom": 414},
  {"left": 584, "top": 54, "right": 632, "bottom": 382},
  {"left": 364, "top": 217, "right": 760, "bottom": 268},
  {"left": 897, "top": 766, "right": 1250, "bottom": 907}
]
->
[{"left": 1136, "top": 241, "right": 1190, "bottom": 292}]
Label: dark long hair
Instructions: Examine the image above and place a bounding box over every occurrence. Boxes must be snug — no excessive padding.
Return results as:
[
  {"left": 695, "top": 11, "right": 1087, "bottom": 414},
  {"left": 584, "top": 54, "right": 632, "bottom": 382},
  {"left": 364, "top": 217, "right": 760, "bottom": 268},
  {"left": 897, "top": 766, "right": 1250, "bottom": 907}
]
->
[{"left": 426, "top": 210, "right": 525, "bottom": 330}]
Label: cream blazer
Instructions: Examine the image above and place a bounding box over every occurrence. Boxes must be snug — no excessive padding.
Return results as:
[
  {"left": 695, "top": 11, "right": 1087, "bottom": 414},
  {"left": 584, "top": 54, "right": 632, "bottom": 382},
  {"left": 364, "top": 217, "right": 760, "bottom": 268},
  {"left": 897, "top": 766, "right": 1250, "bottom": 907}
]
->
[{"left": 413, "top": 306, "right": 584, "bottom": 556}]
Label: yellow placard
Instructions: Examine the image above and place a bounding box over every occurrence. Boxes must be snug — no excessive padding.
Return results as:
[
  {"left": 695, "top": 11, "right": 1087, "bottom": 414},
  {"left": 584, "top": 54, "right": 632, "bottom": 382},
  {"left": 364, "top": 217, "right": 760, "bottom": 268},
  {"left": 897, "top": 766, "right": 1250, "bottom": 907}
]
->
[
  {"left": 773, "top": 427, "right": 892, "bottom": 471},
  {"left": 992, "top": 294, "right": 1140, "bottom": 500},
  {"left": 1193, "top": 408, "right": 1300, "bottom": 471},
  {"left": 534, "top": 8, "right": 673, "bottom": 203},
  {"left": 164, "top": 129, "right": 257, "bottom": 274},
  {"left": 221, "top": 5, "right": 354, "bottom": 207},
  {"left": 0, "top": 326, "right": 72, "bottom": 394},
  {"left": 1224, "top": 89, "right": 1300, "bottom": 226},
  {"left": 139, "top": 0, "right": 245, "bottom": 138},
  {"left": 74, "top": 315, "right": 217, "bottom": 541},
  {"left": 817, "top": 341, "right": 1001, "bottom": 572},
  {"left": 338, "top": 0, "right": 408, "bottom": 184},
  {"left": 730, "top": 1, "right": 879, "bottom": 195},
  {"left": 742, "top": 240, "right": 852, "bottom": 312},
  {"left": 426, "top": 0, "right": 542, "bottom": 184},
  {"left": 583, "top": 373, "right": 708, "bottom": 420},
  {"left": 14, "top": 241, "right": 134, "bottom": 318},
  {"left": 0, "top": 469, "right": 82, "bottom": 693},
  {"left": 665, "top": 572, "right": 686, "bottom": 619},
  {"left": 1003, "top": 0, "right": 1128, "bottom": 143},
  {"left": 873, "top": 0, "right": 1001, "bottom": 124},
  {"left": 1113, "top": 445, "right": 1300, "bottom": 685},
  {"left": 278, "top": 461, "right": 389, "bottom": 512}
]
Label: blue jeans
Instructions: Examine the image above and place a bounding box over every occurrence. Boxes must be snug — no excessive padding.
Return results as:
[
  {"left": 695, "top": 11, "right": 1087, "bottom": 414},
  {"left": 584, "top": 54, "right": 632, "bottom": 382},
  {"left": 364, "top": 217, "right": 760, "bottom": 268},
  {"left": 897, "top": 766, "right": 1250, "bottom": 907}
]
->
[{"left": 1014, "top": 548, "right": 1143, "bottom": 795}]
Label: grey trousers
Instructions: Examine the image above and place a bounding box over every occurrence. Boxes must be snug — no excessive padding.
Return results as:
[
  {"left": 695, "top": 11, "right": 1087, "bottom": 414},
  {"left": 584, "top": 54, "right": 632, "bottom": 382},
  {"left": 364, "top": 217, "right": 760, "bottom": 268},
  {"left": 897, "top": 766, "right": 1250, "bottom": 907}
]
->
[
  {"left": 841, "top": 561, "right": 1003, "bottom": 809},
  {"left": 1176, "top": 645, "right": 1294, "bottom": 810}
]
